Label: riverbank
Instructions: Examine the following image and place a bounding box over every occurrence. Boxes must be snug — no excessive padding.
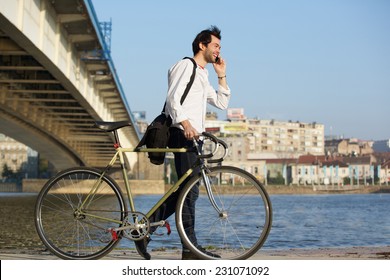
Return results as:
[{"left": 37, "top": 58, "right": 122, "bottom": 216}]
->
[
  {"left": 3, "top": 178, "right": 389, "bottom": 195},
  {"left": 262, "top": 185, "right": 390, "bottom": 195}
]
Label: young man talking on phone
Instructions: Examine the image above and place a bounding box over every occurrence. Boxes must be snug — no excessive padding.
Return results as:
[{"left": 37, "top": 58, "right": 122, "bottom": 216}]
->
[{"left": 136, "top": 25, "right": 231, "bottom": 260}]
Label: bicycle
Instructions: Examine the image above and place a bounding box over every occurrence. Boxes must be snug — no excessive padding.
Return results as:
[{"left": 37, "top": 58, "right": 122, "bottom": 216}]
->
[{"left": 34, "top": 121, "right": 272, "bottom": 260}]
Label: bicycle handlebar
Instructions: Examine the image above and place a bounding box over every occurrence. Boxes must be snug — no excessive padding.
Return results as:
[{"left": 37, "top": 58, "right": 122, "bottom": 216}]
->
[
  {"left": 208, "top": 137, "right": 228, "bottom": 163},
  {"left": 196, "top": 132, "right": 228, "bottom": 163}
]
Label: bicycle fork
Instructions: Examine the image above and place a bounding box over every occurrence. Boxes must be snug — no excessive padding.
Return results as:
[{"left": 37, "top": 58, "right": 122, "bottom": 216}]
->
[
  {"left": 193, "top": 139, "right": 226, "bottom": 218},
  {"left": 200, "top": 167, "right": 228, "bottom": 219}
]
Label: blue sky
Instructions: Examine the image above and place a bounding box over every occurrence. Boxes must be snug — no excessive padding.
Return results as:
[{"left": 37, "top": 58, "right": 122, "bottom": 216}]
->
[{"left": 92, "top": 0, "right": 390, "bottom": 140}]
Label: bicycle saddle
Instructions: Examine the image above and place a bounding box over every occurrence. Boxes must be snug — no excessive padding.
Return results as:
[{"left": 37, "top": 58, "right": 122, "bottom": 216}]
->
[{"left": 94, "top": 121, "right": 131, "bottom": 132}]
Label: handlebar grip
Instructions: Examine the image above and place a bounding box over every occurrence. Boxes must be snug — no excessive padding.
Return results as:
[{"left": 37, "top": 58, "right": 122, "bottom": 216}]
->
[{"left": 197, "top": 132, "right": 229, "bottom": 163}]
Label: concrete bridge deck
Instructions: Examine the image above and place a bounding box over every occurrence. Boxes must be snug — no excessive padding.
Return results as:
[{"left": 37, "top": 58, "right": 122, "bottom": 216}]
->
[{"left": 0, "top": 0, "right": 140, "bottom": 171}]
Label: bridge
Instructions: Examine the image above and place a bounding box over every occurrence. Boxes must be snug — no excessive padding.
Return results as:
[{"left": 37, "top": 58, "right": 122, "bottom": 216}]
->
[{"left": 0, "top": 0, "right": 141, "bottom": 171}]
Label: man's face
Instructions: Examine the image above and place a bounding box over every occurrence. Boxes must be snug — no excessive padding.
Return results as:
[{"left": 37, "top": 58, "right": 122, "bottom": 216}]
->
[{"left": 203, "top": 35, "right": 221, "bottom": 63}]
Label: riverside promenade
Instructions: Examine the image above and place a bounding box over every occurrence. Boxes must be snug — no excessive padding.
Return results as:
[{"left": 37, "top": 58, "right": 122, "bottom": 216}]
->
[
  {"left": 3, "top": 247, "right": 389, "bottom": 280},
  {"left": 1, "top": 246, "right": 390, "bottom": 260}
]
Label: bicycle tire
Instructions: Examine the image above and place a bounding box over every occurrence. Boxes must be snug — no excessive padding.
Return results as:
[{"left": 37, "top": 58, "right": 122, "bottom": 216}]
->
[
  {"left": 175, "top": 166, "right": 272, "bottom": 260},
  {"left": 34, "top": 167, "right": 127, "bottom": 259}
]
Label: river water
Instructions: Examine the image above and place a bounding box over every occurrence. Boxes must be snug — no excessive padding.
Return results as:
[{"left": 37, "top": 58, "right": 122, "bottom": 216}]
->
[{"left": 1, "top": 193, "right": 389, "bottom": 252}]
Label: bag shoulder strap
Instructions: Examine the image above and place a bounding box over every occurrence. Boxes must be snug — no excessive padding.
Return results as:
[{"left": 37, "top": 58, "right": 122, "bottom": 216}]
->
[
  {"left": 162, "top": 57, "right": 197, "bottom": 113},
  {"left": 180, "top": 57, "right": 197, "bottom": 105}
]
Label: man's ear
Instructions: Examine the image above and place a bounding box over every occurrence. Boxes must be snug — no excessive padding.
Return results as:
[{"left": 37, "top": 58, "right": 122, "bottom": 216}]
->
[{"left": 199, "top": 42, "right": 206, "bottom": 51}]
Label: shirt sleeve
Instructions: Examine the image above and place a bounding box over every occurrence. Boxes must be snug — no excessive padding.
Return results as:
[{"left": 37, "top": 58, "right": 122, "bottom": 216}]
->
[
  {"left": 206, "top": 82, "right": 231, "bottom": 109},
  {"left": 165, "top": 59, "right": 194, "bottom": 124}
]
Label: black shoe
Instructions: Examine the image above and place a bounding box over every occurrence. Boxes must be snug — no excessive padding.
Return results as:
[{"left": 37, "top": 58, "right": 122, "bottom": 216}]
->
[
  {"left": 182, "top": 246, "right": 221, "bottom": 260},
  {"left": 182, "top": 250, "right": 201, "bottom": 260},
  {"left": 135, "top": 236, "right": 151, "bottom": 260}
]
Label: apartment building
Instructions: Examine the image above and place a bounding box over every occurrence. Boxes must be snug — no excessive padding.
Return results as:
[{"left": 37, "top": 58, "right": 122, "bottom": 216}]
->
[
  {"left": 205, "top": 111, "right": 325, "bottom": 182},
  {"left": 206, "top": 114, "right": 325, "bottom": 159}
]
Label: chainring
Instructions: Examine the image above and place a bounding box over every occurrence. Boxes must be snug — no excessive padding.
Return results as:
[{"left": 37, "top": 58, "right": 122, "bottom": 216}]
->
[{"left": 122, "top": 212, "right": 150, "bottom": 241}]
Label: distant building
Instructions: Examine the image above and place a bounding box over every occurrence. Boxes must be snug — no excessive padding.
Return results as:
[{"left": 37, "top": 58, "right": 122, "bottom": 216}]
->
[
  {"left": 0, "top": 134, "right": 38, "bottom": 179},
  {"left": 206, "top": 118, "right": 325, "bottom": 159},
  {"left": 325, "top": 138, "right": 373, "bottom": 157},
  {"left": 373, "top": 140, "right": 390, "bottom": 152},
  {"left": 206, "top": 111, "right": 218, "bottom": 120},
  {"left": 203, "top": 112, "right": 390, "bottom": 186},
  {"left": 381, "top": 160, "right": 390, "bottom": 184},
  {"left": 227, "top": 108, "right": 246, "bottom": 121},
  {"left": 205, "top": 114, "right": 325, "bottom": 183},
  {"left": 133, "top": 111, "right": 148, "bottom": 134}
]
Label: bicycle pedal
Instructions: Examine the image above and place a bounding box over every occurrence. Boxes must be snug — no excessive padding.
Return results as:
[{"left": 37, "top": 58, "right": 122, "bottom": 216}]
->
[
  {"left": 110, "top": 229, "right": 119, "bottom": 240},
  {"left": 165, "top": 220, "right": 171, "bottom": 235},
  {"left": 98, "top": 229, "right": 116, "bottom": 243}
]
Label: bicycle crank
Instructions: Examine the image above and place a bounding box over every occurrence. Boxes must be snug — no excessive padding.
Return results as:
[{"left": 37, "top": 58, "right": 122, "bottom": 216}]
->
[{"left": 111, "top": 212, "right": 150, "bottom": 241}]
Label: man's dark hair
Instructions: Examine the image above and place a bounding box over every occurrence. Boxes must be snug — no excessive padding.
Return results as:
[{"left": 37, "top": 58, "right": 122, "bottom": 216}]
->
[{"left": 192, "top": 26, "right": 221, "bottom": 55}]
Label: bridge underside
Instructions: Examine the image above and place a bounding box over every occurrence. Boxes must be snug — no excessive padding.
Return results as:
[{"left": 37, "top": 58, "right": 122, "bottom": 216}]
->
[{"left": 0, "top": 0, "right": 140, "bottom": 171}]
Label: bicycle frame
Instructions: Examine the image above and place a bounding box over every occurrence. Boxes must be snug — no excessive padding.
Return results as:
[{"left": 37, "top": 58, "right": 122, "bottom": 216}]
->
[{"left": 77, "top": 146, "right": 207, "bottom": 231}]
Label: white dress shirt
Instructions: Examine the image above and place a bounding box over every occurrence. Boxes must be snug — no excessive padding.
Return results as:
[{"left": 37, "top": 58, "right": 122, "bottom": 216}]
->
[{"left": 165, "top": 58, "right": 231, "bottom": 133}]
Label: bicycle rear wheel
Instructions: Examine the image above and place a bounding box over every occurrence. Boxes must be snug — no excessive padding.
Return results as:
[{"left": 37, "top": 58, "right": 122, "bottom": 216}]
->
[
  {"left": 34, "top": 167, "right": 127, "bottom": 259},
  {"left": 176, "top": 166, "right": 272, "bottom": 260}
]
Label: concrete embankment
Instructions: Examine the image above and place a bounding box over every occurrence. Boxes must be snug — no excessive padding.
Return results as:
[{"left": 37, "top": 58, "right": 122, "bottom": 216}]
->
[{"left": 262, "top": 185, "right": 390, "bottom": 195}]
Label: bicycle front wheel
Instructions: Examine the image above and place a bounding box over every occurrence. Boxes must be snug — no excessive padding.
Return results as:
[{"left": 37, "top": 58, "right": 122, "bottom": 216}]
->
[
  {"left": 34, "top": 167, "right": 127, "bottom": 259},
  {"left": 176, "top": 166, "right": 272, "bottom": 260}
]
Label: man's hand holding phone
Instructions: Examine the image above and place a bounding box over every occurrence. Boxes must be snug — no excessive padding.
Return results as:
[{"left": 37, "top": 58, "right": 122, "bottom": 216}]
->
[{"left": 213, "top": 56, "right": 226, "bottom": 76}]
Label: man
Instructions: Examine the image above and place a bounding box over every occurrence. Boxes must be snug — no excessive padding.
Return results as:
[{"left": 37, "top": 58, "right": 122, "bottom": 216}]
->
[{"left": 136, "top": 25, "right": 231, "bottom": 260}]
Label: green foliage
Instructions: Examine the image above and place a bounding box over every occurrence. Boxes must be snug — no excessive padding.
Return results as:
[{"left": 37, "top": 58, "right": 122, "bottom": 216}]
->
[
  {"left": 267, "top": 172, "right": 285, "bottom": 185},
  {"left": 2, "top": 164, "right": 14, "bottom": 179}
]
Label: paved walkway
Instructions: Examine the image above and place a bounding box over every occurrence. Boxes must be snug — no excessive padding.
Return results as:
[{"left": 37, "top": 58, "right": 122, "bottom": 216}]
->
[{"left": 1, "top": 246, "right": 390, "bottom": 260}]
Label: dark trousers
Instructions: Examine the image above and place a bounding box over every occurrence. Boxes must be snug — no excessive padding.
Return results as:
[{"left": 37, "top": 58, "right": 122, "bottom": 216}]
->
[{"left": 149, "top": 127, "right": 201, "bottom": 247}]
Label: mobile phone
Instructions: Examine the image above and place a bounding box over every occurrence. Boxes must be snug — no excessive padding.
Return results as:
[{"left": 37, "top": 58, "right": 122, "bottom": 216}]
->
[{"left": 215, "top": 56, "right": 220, "bottom": 63}]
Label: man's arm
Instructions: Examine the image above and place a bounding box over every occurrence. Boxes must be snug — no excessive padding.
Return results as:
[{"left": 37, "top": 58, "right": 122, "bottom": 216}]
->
[
  {"left": 181, "top": 119, "right": 198, "bottom": 140},
  {"left": 207, "top": 56, "right": 231, "bottom": 110},
  {"left": 213, "top": 57, "right": 228, "bottom": 89}
]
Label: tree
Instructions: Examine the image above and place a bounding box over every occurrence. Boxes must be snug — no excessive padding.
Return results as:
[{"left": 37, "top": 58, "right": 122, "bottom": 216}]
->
[{"left": 2, "top": 164, "right": 15, "bottom": 180}]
